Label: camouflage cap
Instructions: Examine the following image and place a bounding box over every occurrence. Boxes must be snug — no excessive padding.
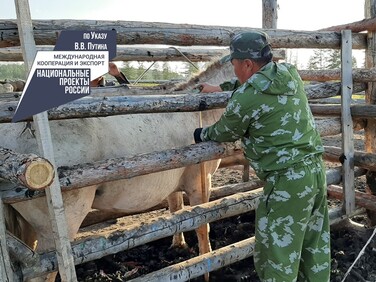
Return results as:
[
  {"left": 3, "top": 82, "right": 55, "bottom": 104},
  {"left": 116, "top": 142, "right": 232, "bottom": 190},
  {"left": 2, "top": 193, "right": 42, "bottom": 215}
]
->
[{"left": 223, "top": 31, "right": 272, "bottom": 62}]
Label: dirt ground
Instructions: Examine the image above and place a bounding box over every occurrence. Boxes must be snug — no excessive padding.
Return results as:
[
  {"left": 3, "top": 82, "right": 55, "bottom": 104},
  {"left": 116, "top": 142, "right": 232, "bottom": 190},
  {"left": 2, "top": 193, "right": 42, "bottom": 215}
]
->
[{"left": 62, "top": 130, "right": 376, "bottom": 282}]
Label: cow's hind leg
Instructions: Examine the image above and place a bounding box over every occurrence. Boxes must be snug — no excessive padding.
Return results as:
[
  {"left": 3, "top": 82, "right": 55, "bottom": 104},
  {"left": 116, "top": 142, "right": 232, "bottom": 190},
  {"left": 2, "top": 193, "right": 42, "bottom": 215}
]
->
[
  {"left": 181, "top": 165, "right": 213, "bottom": 256},
  {"left": 183, "top": 164, "right": 214, "bottom": 282},
  {"left": 167, "top": 191, "right": 188, "bottom": 249}
]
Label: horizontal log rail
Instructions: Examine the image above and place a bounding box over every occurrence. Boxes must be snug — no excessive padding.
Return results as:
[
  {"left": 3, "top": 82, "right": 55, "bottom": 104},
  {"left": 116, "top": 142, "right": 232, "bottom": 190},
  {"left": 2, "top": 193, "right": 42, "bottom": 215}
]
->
[
  {"left": 328, "top": 185, "right": 376, "bottom": 212},
  {"left": 0, "top": 99, "right": 371, "bottom": 124},
  {"left": 6, "top": 232, "right": 38, "bottom": 268},
  {"left": 2, "top": 49, "right": 375, "bottom": 83},
  {"left": 0, "top": 45, "right": 286, "bottom": 62},
  {"left": 0, "top": 20, "right": 367, "bottom": 49},
  {"left": 1, "top": 45, "right": 227, "bottom": 62},
  {"left": 0, "top": 82, "right": 368, "bottom": 123},
  {"left": 319, "top": 17, "right": 376, "bottom": 33},
  {"left": 299, "top": 68, "right": 376, "bottom": 83},
  {"left": 0, "top": 81, "right": 365, "bottom": 102},
  {"left": 311, "top": 104, "right": 376, "bottom": 118},
  {"left": 315, "top": 117, "right": 343, "bottom": 136},
  {"left": 0, "top": 141, "right": 242, "bottom": 203},
  {"left": 324, "top": 146, "right": 376, "bottom": 170},
  {"left": 129, "top": 237, "right": 256, "bottom": 282},
  {"left": 1, "top": 92, "right": 231, "bottom": 122},
  {"left": 304, "top": 82, "right": 365, "bottom": 99},
  {"left": 0, "top": 147, "right": 54, "bottom": 190}
]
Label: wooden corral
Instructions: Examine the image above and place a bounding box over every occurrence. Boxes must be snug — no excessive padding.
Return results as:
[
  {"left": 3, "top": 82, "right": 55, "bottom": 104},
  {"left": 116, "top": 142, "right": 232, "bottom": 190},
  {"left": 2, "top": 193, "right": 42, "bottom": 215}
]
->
[{"left": 2, "top": 0, "right": 376, "bottom": 281}]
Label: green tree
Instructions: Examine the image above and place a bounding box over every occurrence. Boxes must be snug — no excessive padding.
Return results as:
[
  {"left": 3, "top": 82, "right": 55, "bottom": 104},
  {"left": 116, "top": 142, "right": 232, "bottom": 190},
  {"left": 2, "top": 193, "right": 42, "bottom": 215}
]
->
[
  {"left": 307, "top": 49, "right": 359, "bottom": 70},
  {"left": 161, "top": 62, "right": 171, "bottom": 80},
  {"left": 120, "top": 62, "right": 137, "bottom": 80},
  {"left": 307, "top": 49, "right": 329, "bottom": 70},
  {"left": 327, "top": 50, "right": 357, "bottom": 69},
  {"left": 326, "top": 50, "right": 341, "bottom": 69},
  {"left": 151, "top": 62, "right": 161, "bottom": 80},
  {"left": 286, "top": 49, "right": 299, "bottom": 67},
  {"left": 119, "top": 61, "right": 184, "bottom": 83}
]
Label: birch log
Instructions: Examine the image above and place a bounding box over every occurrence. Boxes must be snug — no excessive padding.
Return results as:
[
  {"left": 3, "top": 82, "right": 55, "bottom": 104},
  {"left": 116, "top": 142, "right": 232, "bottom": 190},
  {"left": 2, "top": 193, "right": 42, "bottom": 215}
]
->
[
  {"left": 0, "top": 45, "right": 287, "bottom": 63},
  {"left": 299, "top": 68, "right": 376, "bottom": 82},
  {"left": 0, "top": 147, "right": 54, "bottom": 190},
  {"left": 310, "top": 104, "right": 376, "bottom": 119},
  {"left": 1, "top": 141, "right": 242, "bottom": 203},
  {"left": 319, "top": 17, "right": 376, "bottom": 32},
  {"left": 0, "top": 20, "right": 367, "bottom": 49},
  {"left": 328, "top": 185, "right": 376, "bottom": 211},
  {"left": 0, "top": 45, "right": 227, "bottom": 62},
  {"left": 324, "top": 146, "right": 376, "bottom": 171},
  {"left": 129, "top": 237, "right": 256, "bottom": 282},
  {"left": 0, "top": 81, "right": 369, "bottom": 123}
]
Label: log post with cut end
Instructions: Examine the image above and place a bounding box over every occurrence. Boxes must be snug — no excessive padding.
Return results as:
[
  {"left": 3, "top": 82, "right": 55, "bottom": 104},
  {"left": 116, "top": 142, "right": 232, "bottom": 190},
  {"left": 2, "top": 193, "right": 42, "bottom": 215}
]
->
[{"left": 0, "top": 147, "right": 54, "bottom": 190}]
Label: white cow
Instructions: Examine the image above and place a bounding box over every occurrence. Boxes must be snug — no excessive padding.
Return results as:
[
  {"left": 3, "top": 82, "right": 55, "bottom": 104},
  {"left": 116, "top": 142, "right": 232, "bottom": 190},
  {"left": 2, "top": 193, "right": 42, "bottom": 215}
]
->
[{"left": 3, "top": 110, "right": 223, "bottom": 281}]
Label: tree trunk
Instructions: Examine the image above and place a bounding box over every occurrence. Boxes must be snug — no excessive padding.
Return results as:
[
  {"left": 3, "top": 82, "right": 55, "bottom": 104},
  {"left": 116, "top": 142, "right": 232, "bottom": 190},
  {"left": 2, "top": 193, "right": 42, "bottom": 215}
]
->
[
  {"left": 328, "top": 185, "right": 376, "bottom": 212},
  {"left": 0, "top": 147, "right": 54, "bottom": 190},
  {"left": 324, "top": 146, "right": 376, "bottom": 171},
  {"left": 1, "top": 142, "right": 242, "bottom": 204},
  {"left": 0, "top": 20, "right": 367, "bottom": 49},
  {"left": 319, "top": 17, "right": 376, "bottom": 33},
  {"left": 299, "top": 68, "right": 376, "bottom": 82},
  {"left": 0, "top": 82, "right": 368, "bottom": 123}
]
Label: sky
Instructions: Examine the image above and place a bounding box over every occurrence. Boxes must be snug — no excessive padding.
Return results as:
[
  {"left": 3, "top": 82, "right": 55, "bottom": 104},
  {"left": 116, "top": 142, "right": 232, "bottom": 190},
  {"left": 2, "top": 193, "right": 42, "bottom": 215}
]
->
[{"left": 1, "top": 0, "right": 366, "bottom": 68}]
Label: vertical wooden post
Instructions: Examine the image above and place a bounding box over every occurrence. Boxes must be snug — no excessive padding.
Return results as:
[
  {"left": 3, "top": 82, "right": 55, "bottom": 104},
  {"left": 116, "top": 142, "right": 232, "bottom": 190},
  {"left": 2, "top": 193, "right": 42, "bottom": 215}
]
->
[
  {"left": 341, "top": 30, "right": 355, "bottom": 215},
  {"left": 0, "top": 200, "right": 15, "bottom": 281},
  {"left": 252, "top": 0, "right": 278, "bottom": 183},
  {"left": 262, "top": 0, "right": 278, "bottom": 29},
  {"left": 13, "top": 0, "right": 77, "bottom": 281}
]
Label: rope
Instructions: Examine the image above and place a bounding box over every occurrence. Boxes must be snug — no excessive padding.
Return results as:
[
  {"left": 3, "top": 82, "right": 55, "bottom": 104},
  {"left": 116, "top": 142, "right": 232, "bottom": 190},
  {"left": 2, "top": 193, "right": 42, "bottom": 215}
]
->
[
  {"left": 341, "top": 226, "right": 376, "bottom": 281},
  {"left": 169, "top": 46, "right": 199, "bottom": 70},
  {"left": 132, "top": 62, "right": 156, "bottom": 85}
]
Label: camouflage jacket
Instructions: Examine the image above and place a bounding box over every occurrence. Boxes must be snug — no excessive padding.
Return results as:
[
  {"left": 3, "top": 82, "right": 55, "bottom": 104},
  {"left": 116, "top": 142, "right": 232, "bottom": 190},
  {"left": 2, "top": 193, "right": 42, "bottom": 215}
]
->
[{"left": 202, "top": 62, "right": 324, "bottom": 180}]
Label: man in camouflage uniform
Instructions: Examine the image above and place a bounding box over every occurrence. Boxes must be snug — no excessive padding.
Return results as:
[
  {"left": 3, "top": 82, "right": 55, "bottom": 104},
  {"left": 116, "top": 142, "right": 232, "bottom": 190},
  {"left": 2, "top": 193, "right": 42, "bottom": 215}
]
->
[{"left": 194, "top": 31, "right": 331, "bottom": 281}]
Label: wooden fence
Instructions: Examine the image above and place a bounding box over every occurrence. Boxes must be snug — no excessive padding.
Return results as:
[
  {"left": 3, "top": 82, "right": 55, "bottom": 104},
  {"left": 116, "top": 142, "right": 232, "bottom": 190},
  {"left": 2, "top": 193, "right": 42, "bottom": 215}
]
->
[{"left": 2, "top": 0, "right": 376, "bottom": 281}]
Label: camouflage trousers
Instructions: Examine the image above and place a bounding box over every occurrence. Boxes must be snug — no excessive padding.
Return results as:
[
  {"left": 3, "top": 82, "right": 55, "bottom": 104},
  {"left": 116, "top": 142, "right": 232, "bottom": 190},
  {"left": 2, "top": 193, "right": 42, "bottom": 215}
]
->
[{"left": 254, "top": 155, "right": 331, "bottom": 282}]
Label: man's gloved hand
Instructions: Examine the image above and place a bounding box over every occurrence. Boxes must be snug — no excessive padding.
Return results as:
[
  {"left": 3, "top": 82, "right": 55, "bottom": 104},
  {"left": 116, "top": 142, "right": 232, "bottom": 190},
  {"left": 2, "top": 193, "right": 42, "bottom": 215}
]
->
[
  {"left": 197, "top": 83, "right": 222, "bottom": 93},
  {"left": 194, "top": 128, "right": 203, "bottom": 143}
]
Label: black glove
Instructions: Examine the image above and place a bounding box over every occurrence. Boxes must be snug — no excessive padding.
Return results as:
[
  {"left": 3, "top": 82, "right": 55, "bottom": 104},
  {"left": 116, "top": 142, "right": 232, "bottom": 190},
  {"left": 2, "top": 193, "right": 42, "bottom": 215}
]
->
[
  {"left": 115, "top": 72, "right": 130, "bottom": 85},
  {"left": 194, "top": 128, "right": 203, "bottom": 143}
]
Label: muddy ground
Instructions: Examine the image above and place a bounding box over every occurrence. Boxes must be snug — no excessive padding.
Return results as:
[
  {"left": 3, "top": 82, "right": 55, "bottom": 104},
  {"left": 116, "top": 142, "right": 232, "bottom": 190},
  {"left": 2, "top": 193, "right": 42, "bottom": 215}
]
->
[{"left": 61, "top": 130, "right": 376, "bottom": 282}]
